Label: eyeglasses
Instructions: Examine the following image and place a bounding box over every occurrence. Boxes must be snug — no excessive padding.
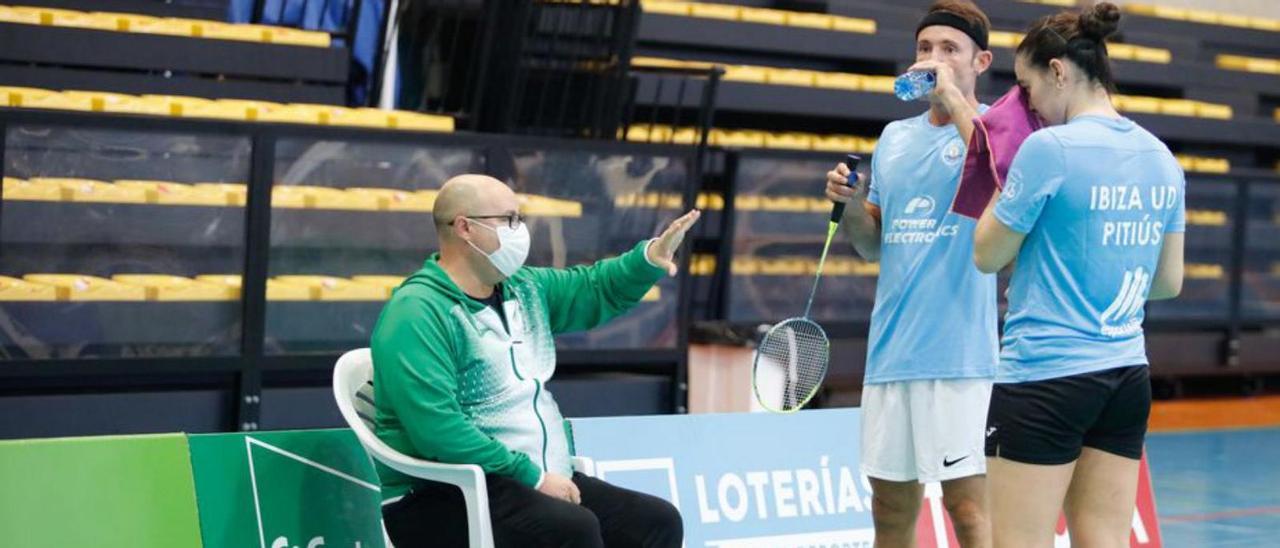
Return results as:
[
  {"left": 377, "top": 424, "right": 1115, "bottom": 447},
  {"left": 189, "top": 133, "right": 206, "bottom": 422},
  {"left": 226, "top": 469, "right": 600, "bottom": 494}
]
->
[{"left": 449, "top": 213, "right": 526, "bottom": 230}]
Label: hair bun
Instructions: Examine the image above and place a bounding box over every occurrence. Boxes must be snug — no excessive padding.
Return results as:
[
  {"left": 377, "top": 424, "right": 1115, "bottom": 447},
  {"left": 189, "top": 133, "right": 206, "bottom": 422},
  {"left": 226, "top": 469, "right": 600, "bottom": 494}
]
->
[{"left": 1079, "top": 2, "right": 1121, "bottom": 41}]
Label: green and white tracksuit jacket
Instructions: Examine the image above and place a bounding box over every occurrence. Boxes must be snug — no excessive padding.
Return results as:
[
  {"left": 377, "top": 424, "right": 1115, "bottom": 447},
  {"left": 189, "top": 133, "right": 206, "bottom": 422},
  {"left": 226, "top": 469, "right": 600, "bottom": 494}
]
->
[{"left": 370, "top": 241, "right": 665, "bottom": 500}]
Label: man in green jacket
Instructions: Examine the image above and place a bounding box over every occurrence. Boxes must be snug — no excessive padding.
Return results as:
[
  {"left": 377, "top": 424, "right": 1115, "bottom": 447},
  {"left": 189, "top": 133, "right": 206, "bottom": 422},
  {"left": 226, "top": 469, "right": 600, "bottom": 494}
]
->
[{"left": 372, "top": 174, "right": 698, "bottom": 547}]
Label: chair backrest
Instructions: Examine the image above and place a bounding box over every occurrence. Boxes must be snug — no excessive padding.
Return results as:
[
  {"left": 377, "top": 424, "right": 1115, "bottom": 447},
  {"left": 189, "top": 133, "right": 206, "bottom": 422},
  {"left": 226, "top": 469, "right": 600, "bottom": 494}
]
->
[{"left": 334, "top": 348, "right": 380, "bottom": 442}]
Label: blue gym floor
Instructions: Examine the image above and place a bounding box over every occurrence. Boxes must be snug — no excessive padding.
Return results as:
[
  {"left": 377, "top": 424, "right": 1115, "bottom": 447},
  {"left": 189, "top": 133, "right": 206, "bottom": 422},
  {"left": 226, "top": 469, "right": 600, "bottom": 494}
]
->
[{"left": 1147, "top": 427, "right": 1280, "bottom": 546}]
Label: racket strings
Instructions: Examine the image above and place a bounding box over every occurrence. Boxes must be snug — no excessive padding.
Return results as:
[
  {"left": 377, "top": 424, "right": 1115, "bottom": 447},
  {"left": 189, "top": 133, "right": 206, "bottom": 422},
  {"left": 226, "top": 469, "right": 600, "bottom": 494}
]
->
[{"left": 757, "top": 319, "right": 830, "bottom": 411}]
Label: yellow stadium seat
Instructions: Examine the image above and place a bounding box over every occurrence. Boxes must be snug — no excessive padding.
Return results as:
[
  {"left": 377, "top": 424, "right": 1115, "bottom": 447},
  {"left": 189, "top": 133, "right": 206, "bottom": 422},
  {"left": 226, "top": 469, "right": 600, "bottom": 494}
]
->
[
  {"left": 670, "top": 127, "right": 700, "bottom": 145},
  {"left": 1250, "top": 17, "right": 1280, "bottom": 32},
  {"left": 197, "top": 21, "right": 269, "bottom": 43},
  {"left": 273, "top": 276, "right": 386, "bottom": 301},
  {"left": 696, "top": 192, "right": 725, "bottom": 211},
  {"left": 129, "top": 16, "right": 199, "bottom": 37},
  {"left": 47, "top": 9, "right": 118, "bottom": 31},
  {"left": 345, "top": 188, "right": 435, "bottom": 212},
  {"left": 1184, "top": 9, "right": 1220, "bottom": 25},
  {"left": 324, "top": 107, "right": 389, "bottom": 129},
  {"left": 1108, "top": 43, "right": 1135, "bottom": 59},
  {"left": 812, "top": 134, "right": 860, "bottom": 153},
  {"left": 988, "top": 31, "right": 1022, "bottom": 49},
  {"left": 192, "top": 275, "right": 241, "bottom": 299},
  {"left": 1195, "top": 157, "right": 1231, "bottom": 174},
  {"left": 112, "top": 274, "right": 237, "bottom": 301},
  {"left": 1159, "top": 99, "right": 1198, "bottom": 117},
  {"left": 1216, "top": 55, "right": 1280, "bottom": 74},
  {"left": 264, "top": 26, "right": 330, "bottom": 47},
  {"left": 642, "top": 1, "right": 690, "bottom": 16},
  {"left": 381, "top": 109, "right": 455, "bottom": 132},
  {"left": 184, "top": 99, "right": 278, "bottom": 121},
  {"left": 723, "top": 65, "right": 768, "bottom": 83},
  {"left": 520, "top": 194, "right": 584, "bottom": 218},
  {"left": 61, "top": 90, "right": 171, "bottom": 115},
  {"left": 860, "top": 76, "right": 895, "bottom": 94},
  {"left": 3, "top": 177, "right": 67, "bottom": 201},
  {"left": 18, "top": 91, "right": 95, "bottom": 112},
  {"left": 0, "top": 6, "right": 42, "bottom": 25},
  {"left": 688, "top": 3, "right": 739, "bottom": 21},
  {"left": 111, "top": 13, "right": 157, "bottom": 32},
  {"left": 271, "top": 185, "right": 312, "bottom": 208},
  {"left": 23, "top": 274, "right": 147, "bottom": 301},
  {"left": 192, "top": 183, "right": 248, "bottom": 206},
  {"left": 627, "top": 124, "right": 674, "bottom": 143},
  {"left": 831, "top": 15, "right": 875, "bottom": 34},
  {"left": 739, "top": 7, "right": 787, "bottom": 26},
  {"left": 1218, "top": 13, "right": 1252, "bottom": 28},
  {"left": 1133, "top": 46, "right": 1172, "bottom": 64},
  {"left": 30, "top": 178, "right": 151, "bottom": 204},
  {"left": 787, "top": 12, "right": 833, "bottom": 30},
  {"left": 195, "top": 274, "right": 319, "bottom": 301},
  {"left": 814, "top": 72, "right": 862, "bottom": 91},
  {"left": 349, "top": 275, "right": 405, "bottom": 299},
  {"left": 717, "top": 130, "right": 766, "bottom": 148},
  {"left": 0, "top": 86, "right": 55, "bottom": 107},
  {"left": 313, "top": 187, "right": 382, "bottom": 211},
  {"left": 764, "top": 132, "right": 812, "bottom": 150},
  {"left": 257, "top": 103, "right": 328, "bottom": 125},
  {"left": 0, "top": 276, "right": 59, "bottom": 301},
  {"left": 1113, "top": 95, "right": 1161, "bottom": 114},
  {"left": 766, "top": 68, "right": 816, "bottom": 87},
  {"left": 115, "top": 180, "right": 237, "bottom": 206},
  {"left": 1195, "top": 102, "right": 1232, "bottom": 120}
]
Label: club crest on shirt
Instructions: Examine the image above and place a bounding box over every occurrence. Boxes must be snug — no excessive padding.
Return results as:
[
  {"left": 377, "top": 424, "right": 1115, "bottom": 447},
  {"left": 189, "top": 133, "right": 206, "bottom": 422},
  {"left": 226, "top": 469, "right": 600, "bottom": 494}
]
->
[
  {"left": 942, "top": 137, "right": 965, "bottom": 166},
  {"left": 1002, "top": 169, "right": 1022, "bottom": 201}
]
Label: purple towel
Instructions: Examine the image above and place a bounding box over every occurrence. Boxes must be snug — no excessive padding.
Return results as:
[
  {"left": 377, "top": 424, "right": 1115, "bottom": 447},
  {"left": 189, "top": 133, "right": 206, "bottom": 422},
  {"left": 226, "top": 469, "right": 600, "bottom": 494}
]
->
[{"left": 951, "top": 85, "right": 1043, "bottom": 219}]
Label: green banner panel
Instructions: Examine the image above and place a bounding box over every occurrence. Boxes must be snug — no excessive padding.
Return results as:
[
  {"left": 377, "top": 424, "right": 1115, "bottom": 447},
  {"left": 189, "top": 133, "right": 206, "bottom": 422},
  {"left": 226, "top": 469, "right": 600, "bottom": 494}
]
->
[
  {"left": 0, "top": 433, "right": 203, "bottom": 548},
  {"left": 189, "top": 429, "right": 385, "bottom": 548}
]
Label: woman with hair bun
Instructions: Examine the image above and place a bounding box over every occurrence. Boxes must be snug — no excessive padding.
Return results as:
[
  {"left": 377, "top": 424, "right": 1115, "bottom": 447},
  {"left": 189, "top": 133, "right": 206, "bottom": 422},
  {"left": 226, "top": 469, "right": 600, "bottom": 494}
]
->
[{"left": 972, "top": 3, "right": 1185, "bottom": 546}]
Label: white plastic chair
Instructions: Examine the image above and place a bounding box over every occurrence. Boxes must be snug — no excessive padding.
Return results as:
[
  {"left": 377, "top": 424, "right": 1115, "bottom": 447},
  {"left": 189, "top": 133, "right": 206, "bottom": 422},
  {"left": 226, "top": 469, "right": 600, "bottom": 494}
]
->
[{"left": 334, "top": 348, "right": 593, "bottom": 548}]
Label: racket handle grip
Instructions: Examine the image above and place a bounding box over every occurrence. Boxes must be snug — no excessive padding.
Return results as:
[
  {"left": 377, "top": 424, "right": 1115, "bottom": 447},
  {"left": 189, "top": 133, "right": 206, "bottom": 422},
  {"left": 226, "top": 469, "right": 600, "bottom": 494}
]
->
[{"left": 830, "top": 154, "right": 863, "bottom": 223}]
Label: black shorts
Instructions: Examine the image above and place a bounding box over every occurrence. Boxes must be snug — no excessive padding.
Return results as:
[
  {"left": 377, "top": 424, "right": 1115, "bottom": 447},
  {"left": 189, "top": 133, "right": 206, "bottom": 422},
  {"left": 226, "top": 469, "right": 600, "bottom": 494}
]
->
[{"left": 985, "top": 365, "right": 1150, "bottom": 465}]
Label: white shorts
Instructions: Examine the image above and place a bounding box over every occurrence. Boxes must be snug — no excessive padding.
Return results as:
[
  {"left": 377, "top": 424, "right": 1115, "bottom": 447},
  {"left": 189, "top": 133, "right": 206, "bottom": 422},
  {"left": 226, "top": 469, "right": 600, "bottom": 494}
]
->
[{"left": 861, "top": 378, "right": 992, "bottom": 483}]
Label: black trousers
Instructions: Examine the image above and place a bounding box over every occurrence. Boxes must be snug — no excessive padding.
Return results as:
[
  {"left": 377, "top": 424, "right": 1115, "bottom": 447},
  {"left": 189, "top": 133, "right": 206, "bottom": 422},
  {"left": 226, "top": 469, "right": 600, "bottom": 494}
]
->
[{"left": 382, "top": 472, "right": 683, "bottom": 548}]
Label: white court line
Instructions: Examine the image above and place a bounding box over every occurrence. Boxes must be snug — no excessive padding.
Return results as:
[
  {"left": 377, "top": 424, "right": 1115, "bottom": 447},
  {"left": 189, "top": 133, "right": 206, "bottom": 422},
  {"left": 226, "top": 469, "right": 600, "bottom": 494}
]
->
[
  {"left": 246, "top": 437, "right": 268, "bottom": 548},
  {"left": 247, "top": 437, "right": 380, "bottom": 491},
  {"left": 244, "top": 436, "right": 382, "bottom": 548}
]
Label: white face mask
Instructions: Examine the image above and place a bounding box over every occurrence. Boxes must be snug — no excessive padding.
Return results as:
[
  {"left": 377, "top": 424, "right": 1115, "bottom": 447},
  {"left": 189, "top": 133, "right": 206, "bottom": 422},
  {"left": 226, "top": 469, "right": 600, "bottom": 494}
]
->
[{"left": 466, "top": 219, "right": 530, "bottom": 279}]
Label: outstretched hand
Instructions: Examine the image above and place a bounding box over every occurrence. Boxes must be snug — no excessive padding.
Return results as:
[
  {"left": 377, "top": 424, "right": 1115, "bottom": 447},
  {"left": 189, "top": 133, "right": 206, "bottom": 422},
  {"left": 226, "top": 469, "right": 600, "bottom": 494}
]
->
[{"left": 647, "top": 209, "right": 702, "bottom": 276}]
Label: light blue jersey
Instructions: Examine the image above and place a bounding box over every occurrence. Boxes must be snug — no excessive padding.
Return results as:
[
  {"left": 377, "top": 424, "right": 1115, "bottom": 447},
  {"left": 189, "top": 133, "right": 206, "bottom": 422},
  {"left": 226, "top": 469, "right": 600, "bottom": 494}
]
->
[
  {"left": 994, "top": 115, "right": 1186, "bottom": 383},
  {"left": 864, "top": 109, "right": 998, "bottom": 384}
]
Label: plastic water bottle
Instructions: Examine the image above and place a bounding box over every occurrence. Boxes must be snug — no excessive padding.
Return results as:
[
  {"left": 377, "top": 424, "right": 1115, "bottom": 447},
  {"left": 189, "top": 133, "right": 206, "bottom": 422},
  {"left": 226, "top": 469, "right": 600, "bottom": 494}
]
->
[{"left": 894, "top": 71, "right": 936, "bottom": 101}]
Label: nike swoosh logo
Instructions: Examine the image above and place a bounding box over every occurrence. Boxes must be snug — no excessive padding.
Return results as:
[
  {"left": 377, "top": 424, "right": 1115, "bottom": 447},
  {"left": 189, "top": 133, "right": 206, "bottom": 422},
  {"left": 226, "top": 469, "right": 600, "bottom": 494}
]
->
[{"left": 943, "top": 455, "right": 969, "bottom": 467}]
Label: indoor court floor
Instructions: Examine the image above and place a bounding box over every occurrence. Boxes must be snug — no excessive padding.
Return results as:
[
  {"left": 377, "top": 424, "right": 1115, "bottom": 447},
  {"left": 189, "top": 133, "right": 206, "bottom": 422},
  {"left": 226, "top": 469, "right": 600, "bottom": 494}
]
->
[{"left": 1147, "top": 396, "right": 1280, "bottom": 546}]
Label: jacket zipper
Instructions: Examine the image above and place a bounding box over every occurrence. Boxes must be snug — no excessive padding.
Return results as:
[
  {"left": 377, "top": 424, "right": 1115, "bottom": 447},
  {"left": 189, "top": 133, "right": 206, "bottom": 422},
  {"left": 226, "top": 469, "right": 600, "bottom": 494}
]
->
[{"left": 503, "top": 306, "right": 549, "bottom": 472}]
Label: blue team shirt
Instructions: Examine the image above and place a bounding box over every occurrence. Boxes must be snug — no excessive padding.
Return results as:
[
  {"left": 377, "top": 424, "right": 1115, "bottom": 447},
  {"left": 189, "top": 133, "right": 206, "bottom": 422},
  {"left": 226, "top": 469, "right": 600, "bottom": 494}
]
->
[
  {"left": 994, "top": 115, "right": 1186, "bottom": 383},
  {"left": 864, "top": 109, "right": 998, "bottom": 384}
]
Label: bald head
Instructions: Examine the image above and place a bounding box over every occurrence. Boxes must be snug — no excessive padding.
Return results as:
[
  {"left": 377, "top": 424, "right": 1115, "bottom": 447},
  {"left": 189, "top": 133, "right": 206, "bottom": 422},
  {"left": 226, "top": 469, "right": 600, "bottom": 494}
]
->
[{"left": 433, "top": 174, "right": 517, "bottom": 236}]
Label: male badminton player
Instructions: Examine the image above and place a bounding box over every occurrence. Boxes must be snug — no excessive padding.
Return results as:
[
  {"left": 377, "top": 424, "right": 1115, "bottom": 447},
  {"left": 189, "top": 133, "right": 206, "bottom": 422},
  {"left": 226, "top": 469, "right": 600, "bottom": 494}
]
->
[{"left": 824, "top": 1, "right": 996, "bottom": 546}]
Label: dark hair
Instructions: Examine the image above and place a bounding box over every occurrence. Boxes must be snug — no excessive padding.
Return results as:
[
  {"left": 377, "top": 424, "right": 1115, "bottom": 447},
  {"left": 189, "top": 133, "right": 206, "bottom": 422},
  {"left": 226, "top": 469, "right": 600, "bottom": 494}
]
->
[
  {"left": 923, "top": 0, "right": 992, "bottom": 50},
  {"left": 1016, "top": 2, "right": 1121, "bottom": 91}
]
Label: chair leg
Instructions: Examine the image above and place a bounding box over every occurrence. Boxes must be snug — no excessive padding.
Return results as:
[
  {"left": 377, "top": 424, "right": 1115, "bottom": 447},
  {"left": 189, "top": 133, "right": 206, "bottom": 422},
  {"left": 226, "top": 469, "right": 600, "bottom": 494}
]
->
[
  {"left": 381, "top": 518, "right": 395, "bottom": 548},
  {"left": 458, "top": 480, "right": 495, "bottom": 548}
]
